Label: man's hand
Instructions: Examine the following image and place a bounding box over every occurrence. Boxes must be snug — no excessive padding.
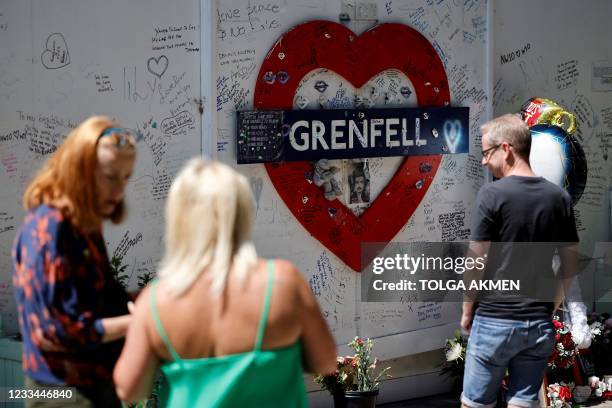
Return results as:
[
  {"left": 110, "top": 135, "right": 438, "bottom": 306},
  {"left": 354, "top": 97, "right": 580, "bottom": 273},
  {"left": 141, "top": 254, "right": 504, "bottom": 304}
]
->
[
  {"left": 461, "top": 301, "right": 476, "bottom": 334},
  {"left": 460, "top": 241, "right": 489, "bottom": 335},
  {"left": 460, "top": 310, "right": 474, "bottom": 334}
]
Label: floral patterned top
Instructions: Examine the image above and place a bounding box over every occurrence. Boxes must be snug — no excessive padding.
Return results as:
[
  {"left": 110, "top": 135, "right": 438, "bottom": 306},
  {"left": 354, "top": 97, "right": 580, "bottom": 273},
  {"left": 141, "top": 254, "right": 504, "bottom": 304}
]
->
[{"left": 12, "top": 204, "right": 130, "bottom": 386}]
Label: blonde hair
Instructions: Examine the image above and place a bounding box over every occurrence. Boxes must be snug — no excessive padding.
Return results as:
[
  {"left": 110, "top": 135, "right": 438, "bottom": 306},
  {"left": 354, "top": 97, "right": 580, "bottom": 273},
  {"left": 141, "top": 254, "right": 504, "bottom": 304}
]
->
[
  {"left": 23, "top": 115, "right": 135, "bottom": 231},
  {"left": 480, "top": 113, "right": 531, "bottom": 160},
  {"left": 158, "top": 158, "right": 258, "bottom": 297}
]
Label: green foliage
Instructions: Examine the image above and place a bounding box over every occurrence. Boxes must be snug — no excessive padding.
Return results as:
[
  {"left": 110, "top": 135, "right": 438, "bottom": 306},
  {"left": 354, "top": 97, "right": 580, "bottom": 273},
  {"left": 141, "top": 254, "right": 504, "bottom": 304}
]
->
[
  {"left": 110, "top": 255, "right": 130, "bottom": 289},
  {"left": 348, "top": 337, "right": 391, "bottom": 392},
  {"left": 113, "top": 256, "right": 161, "bottom": 408},
  {"left": 148, "top": 374, "right": 165, "bottom": 405},
  {"left": 123, "top": 374, "right": 165, "bottom": 408},
  {"left": 137, "top": 270, "right": 156, "bottom": 288}
]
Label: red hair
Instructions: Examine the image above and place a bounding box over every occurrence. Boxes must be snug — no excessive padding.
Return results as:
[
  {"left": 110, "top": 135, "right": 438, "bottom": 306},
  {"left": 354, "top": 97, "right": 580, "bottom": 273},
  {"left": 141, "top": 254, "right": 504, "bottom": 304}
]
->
[{"left": 23, "top": 116, "right": 127, "bottom": 232}]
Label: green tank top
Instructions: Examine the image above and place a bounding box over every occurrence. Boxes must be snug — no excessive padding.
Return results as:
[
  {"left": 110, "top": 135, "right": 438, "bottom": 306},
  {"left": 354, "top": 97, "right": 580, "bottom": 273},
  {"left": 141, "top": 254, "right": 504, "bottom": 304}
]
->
[{"left": 150, "top": 260, "right": 309, "bottom": 407}]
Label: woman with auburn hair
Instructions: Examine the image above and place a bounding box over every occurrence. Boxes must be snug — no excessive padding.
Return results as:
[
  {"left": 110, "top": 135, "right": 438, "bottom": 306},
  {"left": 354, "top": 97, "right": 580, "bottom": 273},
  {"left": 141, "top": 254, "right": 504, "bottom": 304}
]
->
[
  {"left": 114, "top": 159, "right": 336, "bottom": 407},
  {"left": 12, "top": 115, "right": 137, "bottom": 407}
]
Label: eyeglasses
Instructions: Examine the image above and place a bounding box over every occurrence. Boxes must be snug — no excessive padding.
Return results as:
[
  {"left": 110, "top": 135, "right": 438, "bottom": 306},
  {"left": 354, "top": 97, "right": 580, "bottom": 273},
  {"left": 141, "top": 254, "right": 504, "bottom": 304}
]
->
[
  {"left": 481, "top": 144, "right": 501, "bottom": 159},
  {"left": 98, "top": 127, "right": 136, "bottom": 148},
  {"left": 481, "top": 142, "right": 513, "bottom": 160}
]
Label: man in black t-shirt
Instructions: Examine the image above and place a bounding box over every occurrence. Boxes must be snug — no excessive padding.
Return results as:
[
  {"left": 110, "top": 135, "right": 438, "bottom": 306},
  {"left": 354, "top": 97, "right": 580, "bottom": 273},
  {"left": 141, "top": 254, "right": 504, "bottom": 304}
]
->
[{"left": 460, "top": 114, "right": 578, "bottom": 408}]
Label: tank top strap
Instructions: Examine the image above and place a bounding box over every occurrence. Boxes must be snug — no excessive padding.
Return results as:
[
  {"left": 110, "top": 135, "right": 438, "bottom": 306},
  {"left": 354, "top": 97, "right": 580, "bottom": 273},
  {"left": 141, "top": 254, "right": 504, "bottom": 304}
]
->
[
  {"left": 254, "top": 260, "right": 275, "bottom": 351},
  {"left": 150, "top": 280, "right": 182, "bottom": 362}
]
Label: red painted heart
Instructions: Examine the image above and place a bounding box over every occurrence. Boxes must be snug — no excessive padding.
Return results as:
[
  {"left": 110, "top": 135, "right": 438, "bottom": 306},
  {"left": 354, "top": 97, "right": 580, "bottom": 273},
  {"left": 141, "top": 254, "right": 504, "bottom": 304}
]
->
[{"left": 254, "top": 21, "right": 450, "bottom": 272}]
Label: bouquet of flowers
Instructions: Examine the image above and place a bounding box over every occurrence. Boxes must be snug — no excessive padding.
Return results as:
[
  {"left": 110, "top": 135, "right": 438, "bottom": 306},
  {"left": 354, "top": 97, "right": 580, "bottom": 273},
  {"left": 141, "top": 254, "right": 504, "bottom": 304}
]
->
[
  {"left": 314, "top": 336, "right": 391, "bottom": 394},
  {"left": 583, "top": 312, "right": 612, "bottom": 378},
  {"left": 349, "top": 337, "right": 391, "bottom": 391},
  {"left": 588, "top": 376, "right": 609, "bottom": 398},
  {"left": 314, "top": 355, "right": 357, "bottom": 395},
  {"left": 546, "top": 382, "right": 573, "bottom": 408},
  {"left": 587, "top": 312, "right": 612, "bottom": 349},
  {"left": 549, "top": 316, "right": 577, "bottom": 370},
  {"left": 440, "top": 330, "right": 467, "bottom": 388}
]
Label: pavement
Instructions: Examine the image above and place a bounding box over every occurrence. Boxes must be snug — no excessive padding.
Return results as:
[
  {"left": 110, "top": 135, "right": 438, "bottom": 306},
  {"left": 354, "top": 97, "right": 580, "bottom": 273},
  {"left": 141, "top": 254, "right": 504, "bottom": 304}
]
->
[
  {"left": 378, "top": 392, "right": 612, "bottom": 407},
  {"left": 379, "top": 392, "right": 459, "bottom": 407}
]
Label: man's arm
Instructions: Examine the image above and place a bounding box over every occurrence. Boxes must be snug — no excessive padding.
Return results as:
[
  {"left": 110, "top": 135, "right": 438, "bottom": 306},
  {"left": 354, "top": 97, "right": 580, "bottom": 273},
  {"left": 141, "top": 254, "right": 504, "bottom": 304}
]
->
[
  {"left": 554, "top": 244, "right": 579, "bottom": 311},
  {"left": 461, "top": 240, "right": 490, "bottom": 333}
]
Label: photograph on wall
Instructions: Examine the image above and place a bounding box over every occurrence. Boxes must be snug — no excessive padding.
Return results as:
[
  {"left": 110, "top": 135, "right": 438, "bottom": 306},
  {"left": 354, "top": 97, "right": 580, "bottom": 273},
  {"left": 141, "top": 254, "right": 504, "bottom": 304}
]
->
[{"left": 344, "top": 159, "right": 371, "bottom": 216}]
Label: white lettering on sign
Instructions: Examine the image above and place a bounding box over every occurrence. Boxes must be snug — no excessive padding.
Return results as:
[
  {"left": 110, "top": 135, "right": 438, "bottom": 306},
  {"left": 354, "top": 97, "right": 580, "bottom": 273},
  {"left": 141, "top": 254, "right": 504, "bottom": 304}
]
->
[{"left": 288, "top": 118, "right": 426, "bottom": 152}]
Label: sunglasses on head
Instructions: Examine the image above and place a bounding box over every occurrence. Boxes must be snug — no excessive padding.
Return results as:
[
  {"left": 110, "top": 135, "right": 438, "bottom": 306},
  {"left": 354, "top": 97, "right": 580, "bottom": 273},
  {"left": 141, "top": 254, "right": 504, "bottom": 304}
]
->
[{"left": 98, "top": 127, "right": 136, "bottom": 148}]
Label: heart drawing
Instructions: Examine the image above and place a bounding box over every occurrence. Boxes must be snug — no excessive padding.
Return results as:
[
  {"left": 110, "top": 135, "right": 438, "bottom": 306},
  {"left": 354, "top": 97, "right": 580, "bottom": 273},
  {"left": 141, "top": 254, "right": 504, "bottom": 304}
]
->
[
  {"left": 253, "top": 21, "right": 450, "bottom": 272},
  {"left": 41, "top": 33, "right": 70, "bottom": 69},
  {"left": 147, "top": 55, "right": 169, "bottom": 79}
]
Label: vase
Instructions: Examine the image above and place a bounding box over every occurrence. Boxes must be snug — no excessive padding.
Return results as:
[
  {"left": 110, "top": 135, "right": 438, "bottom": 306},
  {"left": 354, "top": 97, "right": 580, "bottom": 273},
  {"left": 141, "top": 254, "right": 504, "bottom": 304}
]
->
[{"left": 333, "top": 389, "right": 379, "bottom": 408}]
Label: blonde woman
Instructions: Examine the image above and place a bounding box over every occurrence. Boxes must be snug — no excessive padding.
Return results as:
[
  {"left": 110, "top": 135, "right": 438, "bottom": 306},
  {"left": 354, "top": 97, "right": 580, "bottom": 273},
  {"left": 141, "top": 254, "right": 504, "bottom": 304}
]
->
[
  {"left": 114, "top": 159, "right": 336, "bottom": 407},
  {"left": 12, "top": 116, "right": 137, "bottom": 407}
]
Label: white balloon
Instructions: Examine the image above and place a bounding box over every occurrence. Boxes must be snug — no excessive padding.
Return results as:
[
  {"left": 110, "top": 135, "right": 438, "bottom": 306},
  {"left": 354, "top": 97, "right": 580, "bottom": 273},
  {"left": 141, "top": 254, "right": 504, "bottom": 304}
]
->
[{"left": 530, "top": 134, "right": 566, "bottom": 187}]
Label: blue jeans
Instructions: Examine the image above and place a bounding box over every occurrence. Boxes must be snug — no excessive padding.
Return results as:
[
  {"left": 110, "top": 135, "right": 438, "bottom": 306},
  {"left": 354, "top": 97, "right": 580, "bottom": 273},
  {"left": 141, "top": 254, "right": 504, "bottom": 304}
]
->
[{"left": 461, "top": 315, "right": 555, "bottom": 408}]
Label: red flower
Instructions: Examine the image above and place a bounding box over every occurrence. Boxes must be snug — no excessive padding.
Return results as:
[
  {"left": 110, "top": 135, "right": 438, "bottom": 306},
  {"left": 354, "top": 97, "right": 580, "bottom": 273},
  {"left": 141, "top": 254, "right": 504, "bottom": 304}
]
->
[
  {"left": 558, "top": 386, "right": 572, "bottom": 401},
  {"left": 559, "top": 357, "right": 573, "bottom": 369},
  {"left": 561, "top": 334, "right": 575, "bottom": 349},
  {"left": 548, "top": 349, "right": 559, "bottom": 363},
  {"left": 549, "top": 317, "right": 577, "bottom": 370}
]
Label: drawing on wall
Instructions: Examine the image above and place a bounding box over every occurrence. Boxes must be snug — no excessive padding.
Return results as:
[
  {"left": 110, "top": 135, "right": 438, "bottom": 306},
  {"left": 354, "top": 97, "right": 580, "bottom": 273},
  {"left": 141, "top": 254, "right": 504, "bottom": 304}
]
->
[
  {"left": 41, "top": 33, "right": 70, "bottom": 69},
  {"left": 147, "top": 55, "right": 169, "bottom": 79},
  {"left": 253, "top": 21, "right": 451, "bottom": 272},
  {"left": 0, "top": 0, "right": 201, "bottom": 334}
]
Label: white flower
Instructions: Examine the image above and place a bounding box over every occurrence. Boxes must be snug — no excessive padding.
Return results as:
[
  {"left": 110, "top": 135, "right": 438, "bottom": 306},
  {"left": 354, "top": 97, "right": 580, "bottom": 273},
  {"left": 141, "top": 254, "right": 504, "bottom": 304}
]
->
[
  {"left": 588, "top": 376, "right": 599, "bottom": 388},
  {"left": 595, "top": 388, "right": 603, "bottom": 397},
  {"left": 445, "top": 343, "right": 463, "bottom": 362},
  {"left": 591, "top": 322, "right": 603, "bottom": 336},
  {"left": 554, "top": 400, "right": 563, "bottom": 408}
]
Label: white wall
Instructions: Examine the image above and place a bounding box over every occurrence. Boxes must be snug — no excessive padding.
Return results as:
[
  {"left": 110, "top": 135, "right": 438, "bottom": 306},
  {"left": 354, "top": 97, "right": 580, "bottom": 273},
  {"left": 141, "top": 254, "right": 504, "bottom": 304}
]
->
[
  {"left": 212, "top": 0, "right": 489, "bottom": 356},
  {"left": 493, "top": 0, "right": 612, "bottom": 312},
  {"left": 0, "top": 0, "right": 202, "bottom": 333}
]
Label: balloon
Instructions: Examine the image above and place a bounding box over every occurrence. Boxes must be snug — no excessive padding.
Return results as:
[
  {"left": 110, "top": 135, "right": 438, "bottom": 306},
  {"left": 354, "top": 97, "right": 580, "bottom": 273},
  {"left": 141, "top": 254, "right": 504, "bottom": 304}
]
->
[
  {"left": 529, "top": 124, "right": 587, "bottom": 204},
  {"left": 520, "top": 97, "right": 577, "bottom": 135}
]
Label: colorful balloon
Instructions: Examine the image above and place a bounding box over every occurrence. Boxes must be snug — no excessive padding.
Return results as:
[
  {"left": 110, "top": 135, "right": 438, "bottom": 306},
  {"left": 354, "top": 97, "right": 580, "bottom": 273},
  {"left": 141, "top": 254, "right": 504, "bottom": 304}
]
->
[
  {"left": 529, "top": 124, "right": 587, "bottom": 204},
  {"left": 520, "top": 97, "right": 577, "bottom": 135}
]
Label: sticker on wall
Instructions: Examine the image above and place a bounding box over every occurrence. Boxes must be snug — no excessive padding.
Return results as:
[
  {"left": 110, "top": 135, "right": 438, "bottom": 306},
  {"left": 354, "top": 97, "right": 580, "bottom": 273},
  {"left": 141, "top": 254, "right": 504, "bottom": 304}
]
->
[{"left": 253, "top": 21, "right": 453, "bottom": 272}]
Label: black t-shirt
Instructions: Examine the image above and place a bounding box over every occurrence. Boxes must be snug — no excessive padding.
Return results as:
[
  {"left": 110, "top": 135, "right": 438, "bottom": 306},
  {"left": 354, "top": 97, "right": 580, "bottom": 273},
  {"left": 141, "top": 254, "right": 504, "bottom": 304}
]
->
[{"left": 471, "top": 176, "right": 579, "bottom": 320}]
